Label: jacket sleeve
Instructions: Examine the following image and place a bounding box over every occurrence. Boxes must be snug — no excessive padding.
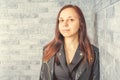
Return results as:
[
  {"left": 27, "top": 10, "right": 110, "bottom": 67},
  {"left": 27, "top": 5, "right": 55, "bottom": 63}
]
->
[
  {"left": 39, "top": 63, "right": 43, "bottom": 80},
  {"left": 92, "top": 46, "right": 100, "bottom": 80},
  {"left": 39, "top": 48, "right": 46, "bottom": 80},
  {"left": 39, "top": 49, "right": 44, "bottom": 80},
  {"left": 39, "top": 48, "right": 54, "bottom": 80},
  {"left": 39, "top": 62, "right": 51, "bottom": 80}
]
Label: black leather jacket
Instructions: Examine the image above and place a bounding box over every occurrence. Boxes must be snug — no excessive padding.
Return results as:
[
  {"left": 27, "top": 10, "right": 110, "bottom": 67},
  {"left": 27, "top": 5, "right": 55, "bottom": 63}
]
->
[{"left": 39, "top": 45, "right": 100, "bottom": 80}]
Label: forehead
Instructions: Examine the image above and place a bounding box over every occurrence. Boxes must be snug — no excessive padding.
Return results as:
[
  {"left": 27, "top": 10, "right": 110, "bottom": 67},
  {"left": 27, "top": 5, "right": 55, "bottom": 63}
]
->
[{"left": 59, "top": 8, "right": 79, "bottom": 18}]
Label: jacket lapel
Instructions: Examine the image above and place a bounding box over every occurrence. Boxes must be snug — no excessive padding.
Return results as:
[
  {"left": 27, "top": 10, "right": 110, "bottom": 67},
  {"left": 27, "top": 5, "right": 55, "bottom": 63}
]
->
[
  {"left": 56, "top": 45, "right": 70, "bottom": 78},
  {"left": 68, "top": 46, "right": 84, "bottom": 72},
  {"left": 75, "top": 60, "right": 88, "bottom": 80}
]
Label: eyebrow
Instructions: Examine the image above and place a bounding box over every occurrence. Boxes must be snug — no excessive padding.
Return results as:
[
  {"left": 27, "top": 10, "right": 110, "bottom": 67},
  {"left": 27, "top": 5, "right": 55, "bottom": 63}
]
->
[{"left": 59, "top": 16, "right": 76, "bottom": 19}]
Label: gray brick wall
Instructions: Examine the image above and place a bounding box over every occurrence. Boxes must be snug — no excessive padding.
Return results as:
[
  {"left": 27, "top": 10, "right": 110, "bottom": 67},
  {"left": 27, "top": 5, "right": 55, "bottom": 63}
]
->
[
  {"left": 94, "top": 0, "right": 120, "bottom": 80},
  {"left": 0, "top": 0, "right": 58, "bottom": 80},
  {"left": 1, "top": 0, "right": 120, "bottom": 80}
]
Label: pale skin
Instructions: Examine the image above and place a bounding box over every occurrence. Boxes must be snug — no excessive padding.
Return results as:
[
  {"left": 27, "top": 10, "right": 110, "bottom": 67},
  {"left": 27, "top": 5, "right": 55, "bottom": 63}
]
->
[{"left": 58, "top": 8, "right": 80, "bottom": 64}]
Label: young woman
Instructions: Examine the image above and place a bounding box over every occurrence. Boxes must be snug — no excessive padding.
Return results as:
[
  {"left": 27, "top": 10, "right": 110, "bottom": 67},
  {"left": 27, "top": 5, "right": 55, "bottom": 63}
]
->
[{"left": 39, "top": 4, "right": 99, "bottom": 80}]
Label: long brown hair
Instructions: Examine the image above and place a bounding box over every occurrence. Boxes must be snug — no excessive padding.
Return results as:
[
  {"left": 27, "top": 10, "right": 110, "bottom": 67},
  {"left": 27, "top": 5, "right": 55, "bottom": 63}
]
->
[{"left": 43, "top": 4, "right": 94, "bottom": 64}]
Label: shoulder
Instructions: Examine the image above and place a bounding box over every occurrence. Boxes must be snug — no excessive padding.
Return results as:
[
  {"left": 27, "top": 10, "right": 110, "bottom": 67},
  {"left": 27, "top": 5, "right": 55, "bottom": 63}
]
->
[
  {"left": 92, "top": 45, "right": 99, "bottom": 55},
  {"left": 91, "top": 44, "right": 99, "bottom": 62},
  {"left": 91, "top": 45, "right": 99, "bottom": 67}
]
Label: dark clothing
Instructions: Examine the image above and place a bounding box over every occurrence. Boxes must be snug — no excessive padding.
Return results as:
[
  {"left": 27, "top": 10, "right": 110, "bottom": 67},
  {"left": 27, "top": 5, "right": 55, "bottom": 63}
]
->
[
  {"left": 39, "top": 45, "right": 100, "bottom": 80},
  {"left": 55, "top": 45, "right": 83, "bottom": 80}
]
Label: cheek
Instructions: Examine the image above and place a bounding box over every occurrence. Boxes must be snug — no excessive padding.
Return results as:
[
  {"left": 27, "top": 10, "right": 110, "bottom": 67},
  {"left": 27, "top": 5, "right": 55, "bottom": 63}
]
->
[
  {"left": 58, "top": 24, "right": 60, "bottom": 30},
  {"left": 58, "top": 25, "right": 62, "bottom": 32},
  {"left": 76, "top": 21, "right": 80, "bottom": 30},
  {"left": 58, "top": 23, "right": 62, "bottom": 28},
  {"left": 73, "top": 27, "right": 80, "bottom": 32},
  {"left": 72, "top": 22, "right": 80, "bottom": 30},
  {"left": 59, "top": 23, "right": 63, "bottom": 29}
]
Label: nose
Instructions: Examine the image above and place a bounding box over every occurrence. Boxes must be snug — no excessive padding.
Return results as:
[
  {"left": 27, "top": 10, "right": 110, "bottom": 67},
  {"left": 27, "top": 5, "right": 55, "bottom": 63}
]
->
[{"left": 63, "top": 20, "right": 68, "bottom": 27}]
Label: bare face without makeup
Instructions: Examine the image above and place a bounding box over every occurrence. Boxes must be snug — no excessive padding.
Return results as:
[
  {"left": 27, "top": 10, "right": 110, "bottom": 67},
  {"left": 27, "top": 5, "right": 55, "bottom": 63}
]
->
[{"left": 58, "top": 8, "right": 80, "bottom": 38}]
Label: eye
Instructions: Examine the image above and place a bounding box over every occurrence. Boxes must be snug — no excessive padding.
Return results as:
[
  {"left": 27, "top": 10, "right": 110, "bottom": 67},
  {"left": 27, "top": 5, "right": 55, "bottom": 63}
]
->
[
  {"left": 59, "top": 19, "right": 64, "bottom": 22},
  {"left": 70, "top": 19, "right": 74, "bottom": 21}
]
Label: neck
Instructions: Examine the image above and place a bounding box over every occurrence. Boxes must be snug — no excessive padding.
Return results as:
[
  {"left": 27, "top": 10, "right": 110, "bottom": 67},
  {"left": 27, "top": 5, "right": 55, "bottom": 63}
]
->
[
  {"left": 63, "top": 35, "right": 79, "bottom": 64},
  {"left": 64, "top": 35, "right": 79, "bottom": 50}
]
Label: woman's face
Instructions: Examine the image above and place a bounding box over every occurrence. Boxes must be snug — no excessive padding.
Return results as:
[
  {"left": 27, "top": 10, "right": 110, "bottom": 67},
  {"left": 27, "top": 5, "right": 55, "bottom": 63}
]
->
[{"left": 58, "top": 8, "right": 80, "bottom": 38}]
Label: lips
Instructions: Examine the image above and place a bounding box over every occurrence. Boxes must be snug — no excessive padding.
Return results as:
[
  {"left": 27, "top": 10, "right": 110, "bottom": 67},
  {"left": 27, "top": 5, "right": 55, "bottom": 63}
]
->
[{"left": 62, "top": 29, "right": 70, "bottom": 32}]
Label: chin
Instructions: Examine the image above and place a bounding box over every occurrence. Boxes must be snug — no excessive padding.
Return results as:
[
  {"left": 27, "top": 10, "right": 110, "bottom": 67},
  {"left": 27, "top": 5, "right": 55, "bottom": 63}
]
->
[{"left": 62, "top": 35, "right": 71, "bottom": 38}]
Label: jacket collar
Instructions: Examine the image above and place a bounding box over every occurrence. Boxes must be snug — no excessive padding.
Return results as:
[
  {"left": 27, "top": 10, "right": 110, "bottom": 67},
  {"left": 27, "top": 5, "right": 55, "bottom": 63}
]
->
[
  {"left": 68, "top": 45, "right": 84, "bottom": 72},
  {"left": 56, "top": 44, "right": 70, "bottom": 77},
  {"left": 56, "top": 44, "right": 85, "bottom": 77}
]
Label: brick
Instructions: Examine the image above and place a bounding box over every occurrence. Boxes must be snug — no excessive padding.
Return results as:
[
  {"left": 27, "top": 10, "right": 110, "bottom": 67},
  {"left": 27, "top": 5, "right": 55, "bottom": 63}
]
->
[
  {"left": 0, "top": 75, "right": 19, "bottom": 80},
  {"left": 48, "top": 7, "right": 61, "bottom": 13},
  {"left": 98, "top": 28, "right": 112, "bottom": 43},
  {"left": 19, "top": 75, "right": 31, "bottom": 80},
  {"left": 0, "top": 19, "right": 20, "bottom": 24},
  {"left": 104, "top": 61, "right": 116, "bottom": 80},
  {"left": 106, "top": 43, "right": 120, "bottom": 61},
  {"left": 110, "top": 0, "right": 120, "bottom": 4},
  {"left": 98, "top": 28, "right": 106, "bottom": 40},
  {"left": 69, "top": 0, "right": 80, "bottom": 5},
  {"left": 56, "top": 0, "right": 71, "bottom": 6},
  {"left": 107, "top": 18, "right": 120, "bottom": 32},
  {"left": 0, "top": 24, "right": 9, "bottom": 34},
  {"left": 28, "top": 0, "right": 48, "bottom": 2},
  {"left": 115, "top": 60, "right": 120, "bottom": 79},
  {"left": 2, "top": 13, "right": 39, "bottom": 19},
  {"left": 38, "top": 13, "right": 57, "bottom": 18},
  {"left": 100, "top": 51, "right": 114, "bottom": 69},
  {"left": 1, "top": 39, "right": 20, "bottom": 45},
  {"left": 105, "top": 30, "right": 113, "bottom": 43},
  {"left": 99, "top": 48, "right": 114, "bottom": 79},
  {"left": 18, "top": 2, "right": 58, "bottom": 12},
  {"left": 106, "top": 6, "right": 115, "bottom": 18},
  {"left": 94, "top": 1, "right": 102, "bottom": 12},
  {"left": 94, "top": 11, "right": 106, "bottom": 29},
  {"left": 114, "top": 1, "right": 120, "bottom": 17},
  {"left": 1, "top": 50, "right": 20, "bottom": 55},
  {"left": 0, "top": 0, "right": 28, "bottom": 3},
  {"left": 113, "top": 32, "right": 120, "bottom": 47},
  {"left": 38, "top": 17, "right": 56, "bottom": 24},
  {"left": 95, "top": 0, "right": 101, "bottom": 5},
  {"left": 0, "top": 2, "right": 18, "bottom": 9},
  {"left": 101, "top": 0, "right": 110, "bottom": 9}
]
